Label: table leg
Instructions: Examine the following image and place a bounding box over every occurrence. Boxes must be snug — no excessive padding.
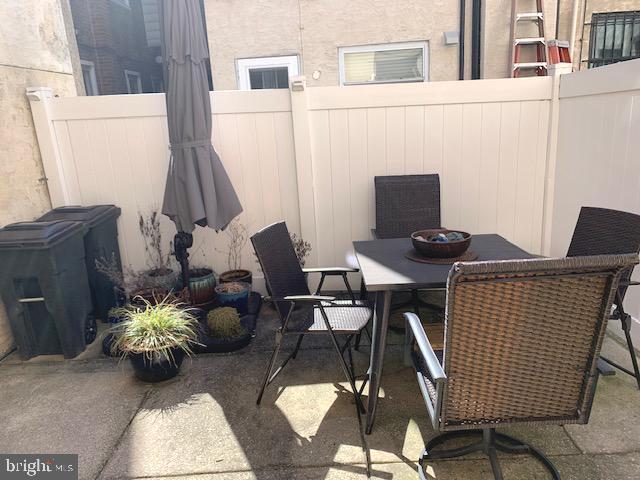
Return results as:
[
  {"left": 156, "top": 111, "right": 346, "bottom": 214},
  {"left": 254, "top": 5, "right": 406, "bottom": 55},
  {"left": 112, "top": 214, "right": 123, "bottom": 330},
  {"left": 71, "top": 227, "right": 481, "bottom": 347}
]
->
[{"left": 365, "top": 289, "right": 392, "bottom": 434}]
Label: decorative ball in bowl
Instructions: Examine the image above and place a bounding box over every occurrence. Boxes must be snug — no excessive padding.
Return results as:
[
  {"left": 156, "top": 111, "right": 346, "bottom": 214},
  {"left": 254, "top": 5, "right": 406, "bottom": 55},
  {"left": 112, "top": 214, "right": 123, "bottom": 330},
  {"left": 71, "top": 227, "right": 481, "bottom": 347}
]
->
[{"left": 411, "top": 229, "right": 472, "bottom": 258}]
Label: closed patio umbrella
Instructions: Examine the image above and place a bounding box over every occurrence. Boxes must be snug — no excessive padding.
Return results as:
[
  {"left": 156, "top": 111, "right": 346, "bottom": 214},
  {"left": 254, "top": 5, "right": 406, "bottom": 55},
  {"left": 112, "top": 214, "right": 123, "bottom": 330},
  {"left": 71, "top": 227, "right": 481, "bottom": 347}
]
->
[{"left": 160, "top": 0, "right": 242, "bottom": 289}]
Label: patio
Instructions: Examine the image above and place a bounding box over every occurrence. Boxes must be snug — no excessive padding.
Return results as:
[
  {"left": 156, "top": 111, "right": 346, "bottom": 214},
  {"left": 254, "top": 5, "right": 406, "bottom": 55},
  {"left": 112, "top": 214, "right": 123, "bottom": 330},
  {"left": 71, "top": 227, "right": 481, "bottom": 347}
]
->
[{"left": 1, "top": 304, "right": 639, "bottom": 480}]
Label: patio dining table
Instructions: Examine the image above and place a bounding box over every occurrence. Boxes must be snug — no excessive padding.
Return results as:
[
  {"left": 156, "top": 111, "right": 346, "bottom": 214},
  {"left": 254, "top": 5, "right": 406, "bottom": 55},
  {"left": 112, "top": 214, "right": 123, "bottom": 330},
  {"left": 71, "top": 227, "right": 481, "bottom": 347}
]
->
[{"left": 353, "top": 234, "right": 535, "bottom": 434}]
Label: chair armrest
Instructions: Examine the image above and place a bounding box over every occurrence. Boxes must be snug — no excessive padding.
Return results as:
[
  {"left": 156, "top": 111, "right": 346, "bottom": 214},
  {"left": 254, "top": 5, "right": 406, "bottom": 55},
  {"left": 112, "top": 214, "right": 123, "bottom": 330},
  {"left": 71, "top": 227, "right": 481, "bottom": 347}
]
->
[
  {"left": 284, "top": 295, "right": 336, "bottom": 303},
  {"left": 404, "top": 313, "right": 446, "bottom": 382},
  {"left": 302, "top": 267, "right": 359, "bottom": 274},
  {"left": 619, "top": 280, "right": 640, "bottom": 287}
]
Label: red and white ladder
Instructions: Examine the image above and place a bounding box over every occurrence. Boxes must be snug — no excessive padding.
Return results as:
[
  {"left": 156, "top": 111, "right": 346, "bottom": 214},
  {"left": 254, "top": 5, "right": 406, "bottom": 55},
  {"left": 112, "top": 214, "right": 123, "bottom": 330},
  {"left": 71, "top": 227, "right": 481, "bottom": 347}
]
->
[{"left": 509, "top": 0, "right": 548, "bottom": 77}]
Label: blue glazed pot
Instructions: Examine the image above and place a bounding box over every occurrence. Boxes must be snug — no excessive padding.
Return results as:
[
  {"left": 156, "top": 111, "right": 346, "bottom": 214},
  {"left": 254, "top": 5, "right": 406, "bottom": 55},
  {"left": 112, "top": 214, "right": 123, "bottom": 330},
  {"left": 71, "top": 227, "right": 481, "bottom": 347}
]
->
[{"left": 215, "top": 281, "right": 251, "bottom": 314}]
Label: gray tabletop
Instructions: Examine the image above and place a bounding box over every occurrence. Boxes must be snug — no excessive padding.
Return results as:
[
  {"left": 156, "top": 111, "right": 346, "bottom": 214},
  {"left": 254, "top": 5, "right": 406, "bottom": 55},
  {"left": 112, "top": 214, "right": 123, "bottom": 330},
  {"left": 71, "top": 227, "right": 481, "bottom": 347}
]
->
[{"left": 353, "top": 234, "right": 535, "bottom": 291}]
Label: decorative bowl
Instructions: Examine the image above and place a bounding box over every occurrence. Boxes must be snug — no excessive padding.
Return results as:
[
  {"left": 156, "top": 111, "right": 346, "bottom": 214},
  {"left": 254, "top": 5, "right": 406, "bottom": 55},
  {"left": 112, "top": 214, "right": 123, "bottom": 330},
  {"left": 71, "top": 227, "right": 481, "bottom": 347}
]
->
[{"left": 411, "top": 229, "right": 472, "bottom": 258}]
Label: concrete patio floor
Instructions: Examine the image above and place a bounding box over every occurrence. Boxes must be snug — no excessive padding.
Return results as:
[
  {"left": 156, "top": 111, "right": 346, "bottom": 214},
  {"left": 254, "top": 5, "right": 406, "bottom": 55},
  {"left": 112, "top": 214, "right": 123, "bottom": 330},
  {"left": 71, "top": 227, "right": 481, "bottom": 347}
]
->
[{"left": 1, "top": 303, "right": 640, "bottom": 480}]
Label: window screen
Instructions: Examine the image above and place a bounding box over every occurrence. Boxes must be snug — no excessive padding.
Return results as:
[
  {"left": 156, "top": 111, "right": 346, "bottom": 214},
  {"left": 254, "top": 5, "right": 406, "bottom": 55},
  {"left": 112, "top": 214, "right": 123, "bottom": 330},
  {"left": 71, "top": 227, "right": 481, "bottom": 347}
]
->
[
  {"left": 342, "top": 45, "right": 425, "bottom": 85},
  {"left": 589, "top": 11, "right": 640, "bottom": 68},
  {"left": 248, "top": 67, "right": 290, "bottom": 89}
]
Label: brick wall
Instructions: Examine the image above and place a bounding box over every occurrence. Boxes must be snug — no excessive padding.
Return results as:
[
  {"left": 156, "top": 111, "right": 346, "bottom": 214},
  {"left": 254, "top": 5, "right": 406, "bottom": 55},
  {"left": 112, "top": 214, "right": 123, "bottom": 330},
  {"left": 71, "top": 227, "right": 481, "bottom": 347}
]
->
[{"left": 70, "top": 0, "right": 161, "bottom": 95}]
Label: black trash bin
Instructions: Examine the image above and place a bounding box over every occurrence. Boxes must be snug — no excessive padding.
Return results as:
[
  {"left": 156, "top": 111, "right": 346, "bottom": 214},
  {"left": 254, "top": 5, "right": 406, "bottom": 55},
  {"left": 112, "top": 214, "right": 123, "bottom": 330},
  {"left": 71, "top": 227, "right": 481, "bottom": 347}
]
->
[
  {"left": 0, "top": 221, "right": 93, "bottom": 359},
  {"left": 37, "top": 205, "right": 122, "bottom": 322}
]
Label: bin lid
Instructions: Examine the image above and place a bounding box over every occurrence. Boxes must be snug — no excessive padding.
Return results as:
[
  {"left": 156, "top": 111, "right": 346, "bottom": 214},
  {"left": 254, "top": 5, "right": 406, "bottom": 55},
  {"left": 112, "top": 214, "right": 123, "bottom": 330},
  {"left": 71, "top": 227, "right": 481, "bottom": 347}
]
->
[
  {"left": 37, "top": 205, "right": 121, "bottom": 227},
  {"left": 0, "top": 221, "right": 86, "bottom": 249}
]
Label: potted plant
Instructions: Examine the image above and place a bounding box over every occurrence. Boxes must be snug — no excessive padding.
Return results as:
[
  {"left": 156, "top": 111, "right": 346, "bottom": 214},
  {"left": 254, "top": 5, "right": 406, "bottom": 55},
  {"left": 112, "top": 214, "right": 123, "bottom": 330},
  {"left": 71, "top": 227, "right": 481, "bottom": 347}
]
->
[
  {"left": 109, "top": 296, "right": 199, "bottom": 382},
  {"left": 290, "top": 232, "right": 312, "bottom": 268},
  {"left": 188, "top": 266, "right": 217, "bottom": 307},
  {"left": 96, "top": 255, "right": 174, "bottom": 307},
  {"left": 215, "top": 281, "right": 251, "bottom": 314},
  {"left": 195, "top": 307, "right": 252, "bottom": 353},
  {"left": 138, "top": 210, "right": 178, "bottom": 293},
  {"left": 102, "top": 306, "right": 130, "bottom": 356},
  {"left": 217, "top": 219, "right": 252, "bottom": 284}
]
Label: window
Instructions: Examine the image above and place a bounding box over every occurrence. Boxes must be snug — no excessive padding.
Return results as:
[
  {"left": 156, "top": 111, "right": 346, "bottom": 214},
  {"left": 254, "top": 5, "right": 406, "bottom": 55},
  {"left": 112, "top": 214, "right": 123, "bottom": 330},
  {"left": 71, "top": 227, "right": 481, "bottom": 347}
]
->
[
  {"left": 589, "top": 11, "right": 640, "bottom": 68},
  {"left": 236, "top": 55, "right": 300, "bottom": 90},
  {"left": 124, "top": 70, "right": 142, "bottom": 94},
  {"left": 81, "top": 60, "right": 99, "bottom": 96},
  {"left": 339, "top": 42, "right": 427, "bottom": 86}
]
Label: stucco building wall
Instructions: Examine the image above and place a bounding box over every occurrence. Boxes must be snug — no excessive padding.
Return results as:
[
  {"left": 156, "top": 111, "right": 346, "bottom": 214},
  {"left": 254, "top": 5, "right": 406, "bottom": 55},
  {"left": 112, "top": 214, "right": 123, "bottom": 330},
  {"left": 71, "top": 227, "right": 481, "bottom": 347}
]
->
[
  {"left": 0, "top": 0, "right": 78, "bottom": 356},
  {"left": 205, "top": 0, "right": 640, "bottom": 88},
  {"left": 205, "top": 0, "right": 461, "bottom": 90}
]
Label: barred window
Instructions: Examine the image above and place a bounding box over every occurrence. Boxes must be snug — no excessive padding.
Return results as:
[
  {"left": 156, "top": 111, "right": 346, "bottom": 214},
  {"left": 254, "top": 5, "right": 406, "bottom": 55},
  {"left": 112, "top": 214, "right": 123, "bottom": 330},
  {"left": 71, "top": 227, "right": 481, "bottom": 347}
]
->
[{"left": 589, "top": 11, "right": 640, "bottom": 68}]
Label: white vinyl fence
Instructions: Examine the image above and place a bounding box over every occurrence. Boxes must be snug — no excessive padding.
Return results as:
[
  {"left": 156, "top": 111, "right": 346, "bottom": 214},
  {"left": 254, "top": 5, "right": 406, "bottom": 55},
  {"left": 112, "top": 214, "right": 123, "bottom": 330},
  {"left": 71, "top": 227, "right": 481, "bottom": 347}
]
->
[
  {"left": 29, "top": 75, "right": 558, "bottom": 291},
  {"left": 550, "top": 59, "right": 640, "bottom": 326}
]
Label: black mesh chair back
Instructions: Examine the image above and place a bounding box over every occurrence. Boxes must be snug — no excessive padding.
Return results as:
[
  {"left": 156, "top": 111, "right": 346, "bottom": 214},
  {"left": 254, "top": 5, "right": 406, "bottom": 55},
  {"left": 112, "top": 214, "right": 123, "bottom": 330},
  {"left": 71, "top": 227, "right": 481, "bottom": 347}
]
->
[
  {"left": 566, "top": 206, "right": 640, "bottom": 389},
  {"left": 567, "top": 207, "right": 640, "bottom": 298},
  {"left": 251, "top": 221, "right": 310, "bottom": 321},
  {"left": 375, "top": 174, "right": 441, "bottom": 239}
]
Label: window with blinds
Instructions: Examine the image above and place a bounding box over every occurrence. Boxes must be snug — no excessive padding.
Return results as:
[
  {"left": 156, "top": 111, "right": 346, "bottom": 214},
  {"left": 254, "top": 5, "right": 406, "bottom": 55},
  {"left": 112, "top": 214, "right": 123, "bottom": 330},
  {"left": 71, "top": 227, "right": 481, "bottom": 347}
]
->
[
  {"left": 339, "top": 42, "right": 427, "bottom": 85},
  {"left": 588, "top": 11, "right": 640, "bottom": 68}
]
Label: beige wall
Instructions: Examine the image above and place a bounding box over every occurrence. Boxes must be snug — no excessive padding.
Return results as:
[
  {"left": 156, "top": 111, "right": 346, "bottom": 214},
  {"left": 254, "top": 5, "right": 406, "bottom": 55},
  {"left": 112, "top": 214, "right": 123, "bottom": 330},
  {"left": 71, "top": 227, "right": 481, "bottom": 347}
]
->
[
  {"left": 205, "top": 0, "right": 640, "bottom": 87},
  {"left": 205, "top": 0, "right": 461, "bottom": 89},
  {"left": 0, "top": 0, "right": 79, "bottom": 356}
]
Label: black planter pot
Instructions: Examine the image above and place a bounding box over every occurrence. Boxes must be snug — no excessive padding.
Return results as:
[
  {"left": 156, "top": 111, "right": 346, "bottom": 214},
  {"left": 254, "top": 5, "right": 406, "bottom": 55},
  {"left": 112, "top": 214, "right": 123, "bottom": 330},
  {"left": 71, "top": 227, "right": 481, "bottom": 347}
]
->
[
  {"left": 194, "top": 316, "right": 253, "bottom": 354},
  {"left": 128, "top": 348, "right": 185, "bottom": 382}
]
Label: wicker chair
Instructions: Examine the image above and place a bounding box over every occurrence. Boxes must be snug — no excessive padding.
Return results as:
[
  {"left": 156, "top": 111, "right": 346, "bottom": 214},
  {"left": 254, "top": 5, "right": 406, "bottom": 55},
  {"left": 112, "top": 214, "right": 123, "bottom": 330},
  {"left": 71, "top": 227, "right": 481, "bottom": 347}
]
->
[
  {"left": 405, "top": 254, "right": 637, "bottom": 480},
  {"left": 567, "top": 206, "right": 640, "bottom": 389},
  {"left": 251, "top": 221, "right": 372, "bottom": 410},
  {"left": 373, "top": 174, "right": 443, "bottom": 317}
]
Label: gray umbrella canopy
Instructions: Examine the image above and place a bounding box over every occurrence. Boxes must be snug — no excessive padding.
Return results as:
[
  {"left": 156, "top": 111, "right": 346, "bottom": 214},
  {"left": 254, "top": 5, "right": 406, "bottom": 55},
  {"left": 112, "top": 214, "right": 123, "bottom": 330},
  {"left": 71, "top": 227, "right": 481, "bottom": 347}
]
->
[{"left": 160, "top": 0, "right": 242, "bottom": 233}]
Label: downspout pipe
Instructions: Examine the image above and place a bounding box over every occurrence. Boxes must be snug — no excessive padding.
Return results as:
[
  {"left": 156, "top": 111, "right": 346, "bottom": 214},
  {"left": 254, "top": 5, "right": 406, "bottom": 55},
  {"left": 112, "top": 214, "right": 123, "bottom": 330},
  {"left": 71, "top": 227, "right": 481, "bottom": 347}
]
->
[
  {"left": 569, "top": 0, "right": 580, "bottom": 60},
  {"left": 471, "top": 0, "right": 482, "bottom": 79},
  {"left": 459, "top": 0, "right": 465, "bottom": 80}
]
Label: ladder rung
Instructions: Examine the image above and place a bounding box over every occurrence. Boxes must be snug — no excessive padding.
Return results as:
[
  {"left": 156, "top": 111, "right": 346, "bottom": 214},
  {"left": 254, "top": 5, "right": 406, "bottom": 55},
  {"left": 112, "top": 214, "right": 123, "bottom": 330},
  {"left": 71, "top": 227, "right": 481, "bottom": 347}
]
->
[
  {"left": 513, "top": 62, "right": 548, "bottom": 69},
  {"left": 516, "top": 12, "right": 543, "bottom": 21},
  {"left": 515, "top": 37, "right": 546, "bottom": 45}
]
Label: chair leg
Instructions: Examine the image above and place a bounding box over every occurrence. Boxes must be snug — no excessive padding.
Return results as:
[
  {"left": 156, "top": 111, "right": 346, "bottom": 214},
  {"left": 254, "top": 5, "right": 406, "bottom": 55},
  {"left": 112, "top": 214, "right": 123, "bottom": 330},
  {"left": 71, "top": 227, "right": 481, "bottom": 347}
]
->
[
  {"left": 354, "top": 332, "right": 362, "bottom": 351},
  {"left": 354, "top": 322, "right": 372, "bottom": 352},
  {"left": 419, "top": 429, "right": 559, "bottom": 480},
  {"left": 601, "top": 314, "right": 640, "bottom": 389},
  {"left": 257, "top": 330, "right": 284, "bottom": 405},
  {"left": 411, "top": 289, "right": 420, "bottom": 315},
  {"left": 291, "top": 334, "right": 305, "bottom": 359},
  {"left": 318, "top": 307, "right": 366, "bottom": 414},
  {"left": 623, "top": 316, "right": 640, "bottom": 389}
]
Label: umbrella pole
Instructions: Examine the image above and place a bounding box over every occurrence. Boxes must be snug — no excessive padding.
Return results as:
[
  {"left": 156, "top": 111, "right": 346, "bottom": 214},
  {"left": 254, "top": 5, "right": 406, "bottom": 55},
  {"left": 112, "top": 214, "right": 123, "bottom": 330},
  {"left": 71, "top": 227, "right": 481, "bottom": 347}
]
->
[{"left": 174, "top": 231, "right": 193, "bottom": 292}]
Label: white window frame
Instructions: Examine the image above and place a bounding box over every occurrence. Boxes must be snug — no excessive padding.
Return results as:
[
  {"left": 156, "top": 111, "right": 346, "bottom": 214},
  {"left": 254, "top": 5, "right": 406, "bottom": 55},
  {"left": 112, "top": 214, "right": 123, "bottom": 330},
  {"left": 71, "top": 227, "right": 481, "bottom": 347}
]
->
[
  {"left": 80, "top": 60, "right": 99, "bottom": 96},
  {"left": 124, "top": 70, "right": 142, "bottom": 94},
  {"left": 236, "top": 55, "right": 300, "bottom": 90},
  {"left": 338, "top": 41, "right": 429, "bottom": 86}
]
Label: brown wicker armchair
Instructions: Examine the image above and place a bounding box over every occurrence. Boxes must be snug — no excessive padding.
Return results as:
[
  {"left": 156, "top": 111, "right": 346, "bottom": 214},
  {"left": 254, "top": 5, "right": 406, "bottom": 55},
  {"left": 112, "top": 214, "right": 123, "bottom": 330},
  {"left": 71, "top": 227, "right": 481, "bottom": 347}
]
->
[{"left": 405, "top": 254, "right": 638, "bottom": 480}]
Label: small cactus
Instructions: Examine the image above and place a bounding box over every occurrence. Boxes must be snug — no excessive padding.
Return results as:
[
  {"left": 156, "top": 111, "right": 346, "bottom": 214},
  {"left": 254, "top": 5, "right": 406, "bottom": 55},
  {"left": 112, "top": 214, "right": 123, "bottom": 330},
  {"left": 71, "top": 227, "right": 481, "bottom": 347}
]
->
[{"left": 207, "top": 307, "right": 246, "bottom": 339}]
